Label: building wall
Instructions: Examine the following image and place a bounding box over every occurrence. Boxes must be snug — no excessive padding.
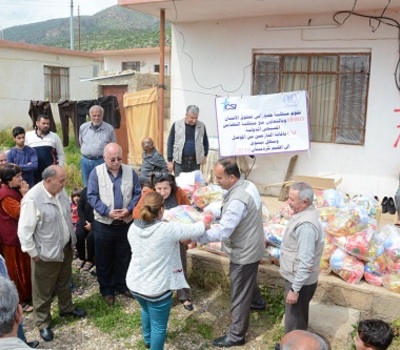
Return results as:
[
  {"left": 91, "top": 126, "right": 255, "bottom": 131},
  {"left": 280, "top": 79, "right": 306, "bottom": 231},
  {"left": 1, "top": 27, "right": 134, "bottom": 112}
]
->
[
  {"left": 103, "top": 52, "right": 170, "bottom": 75},
  {"left": 0, "top": 47, "right": 98, "bottom": 130},
  {"left": 170, "top": 12, "right": 400, "bottom": 198}
]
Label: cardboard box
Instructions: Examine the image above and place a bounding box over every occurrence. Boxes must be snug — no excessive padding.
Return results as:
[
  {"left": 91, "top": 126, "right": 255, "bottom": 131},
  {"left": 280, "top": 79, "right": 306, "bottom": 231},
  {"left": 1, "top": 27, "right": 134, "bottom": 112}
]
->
[{"left": 293, "top": 175, "right": 342, "bottom": 190}]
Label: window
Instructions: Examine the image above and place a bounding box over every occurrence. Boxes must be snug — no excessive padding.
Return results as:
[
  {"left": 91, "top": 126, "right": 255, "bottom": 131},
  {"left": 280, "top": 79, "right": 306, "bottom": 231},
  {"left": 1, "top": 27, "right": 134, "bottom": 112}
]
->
[
  {"left": 122, "top": 61, "right": 141, "bottom": 71},
  {"left": 44, "top": 66, "right": 69, "bottom": 103},
  {"left": 253, "top": 53, "right": 370, "bottom": 145},
  {"left": 154, "top": 64, "right": 169, "bottom": 75}
]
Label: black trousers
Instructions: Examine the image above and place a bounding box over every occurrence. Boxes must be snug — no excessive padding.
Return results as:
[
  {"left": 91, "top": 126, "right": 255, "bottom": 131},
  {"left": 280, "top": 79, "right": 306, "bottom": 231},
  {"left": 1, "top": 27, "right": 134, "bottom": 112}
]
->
[
  {"left": 75, "top": 221, "right": 95, "bottom": 263},
  {"left": 93, "top": 221, "right": 131, "bottom": 296},
  {"left": 284, "top": 280, "right": 318, "bottom": 334}
]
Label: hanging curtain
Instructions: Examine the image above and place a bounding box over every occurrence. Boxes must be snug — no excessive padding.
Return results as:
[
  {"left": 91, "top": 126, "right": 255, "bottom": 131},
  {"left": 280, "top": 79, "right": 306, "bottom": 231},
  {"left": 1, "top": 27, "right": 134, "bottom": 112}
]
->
[{"left": 123, "top": 87, "right": 159, "bottom": 166}]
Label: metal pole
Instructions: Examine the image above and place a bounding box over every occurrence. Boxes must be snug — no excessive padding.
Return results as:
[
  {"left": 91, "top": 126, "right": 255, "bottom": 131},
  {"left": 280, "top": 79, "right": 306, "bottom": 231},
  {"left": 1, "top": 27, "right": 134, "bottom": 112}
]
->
[
  {"left": 70, "top": 0, "right": 74, "bottom": 50},
  {"left": 78, "top": 6, "right": 81, "bottom": 50},
  {"left": 158, "top": 8, "right": 165, "bottom": 153}
]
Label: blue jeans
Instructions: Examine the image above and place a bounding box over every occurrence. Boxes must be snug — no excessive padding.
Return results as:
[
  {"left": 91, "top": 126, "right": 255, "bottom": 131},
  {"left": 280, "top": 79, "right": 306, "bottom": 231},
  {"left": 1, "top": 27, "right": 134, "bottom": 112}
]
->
[
  {"left": 80, "top": 156, "right": 104, "bottom": 187},
  {"left": 18, "top": 323, "right": 26, "bottom": 342},
  {"left": 134, "top": 293, "right": 172, "bottom": 350}
]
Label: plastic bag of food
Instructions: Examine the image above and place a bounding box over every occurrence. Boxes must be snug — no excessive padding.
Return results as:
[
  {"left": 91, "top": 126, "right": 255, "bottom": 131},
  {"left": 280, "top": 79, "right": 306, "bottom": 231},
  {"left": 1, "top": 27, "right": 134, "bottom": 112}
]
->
[
  {"left": 350, "top": 195, "right": 381, "bottom": 221},
  {"left": 319, "top": 207, "right": 340, "bottom": 223},
  {"left": 383, "top": 225, "right": 400, "bottom": 272},
  {"left": 330, "top": 248, "right": 364, "bottom": 284},
  {"left": 279, "top": 202, "right": 293, "bottom": 220},
  {"left": 176, "top": 170, "right": 205, "bottom": 198},
  {"left": 313, "top": 189, "right": 327, "bottom": 208},
  {"left": 331, "top": 224, "right": 377, "bottom": 261},
  {"left": 264, "top": 245, "right": 280, "bottom": 266},
  {"left": 323, "top": 189, "right": 345, "bottom": 208},
  {"left": 382, "top": 271, "right": 400, "bottom": 292},
  {"left": 163, "top": 205, "right": 202, "bottom": 224},
  {"left": 325, "top": 204, "right": 369, "bottom": 237},
  {"left": 364, "top": 270, "right": 383, "bottom": 286},
  {"left": 264, "top": 223, "right": 286, "bottom": 247},
  {"left": 203, "top": 201, "right": 222, "bottom": 220},
  {"left": 192, "top": 184, "right": 224, "bottom": 209}
]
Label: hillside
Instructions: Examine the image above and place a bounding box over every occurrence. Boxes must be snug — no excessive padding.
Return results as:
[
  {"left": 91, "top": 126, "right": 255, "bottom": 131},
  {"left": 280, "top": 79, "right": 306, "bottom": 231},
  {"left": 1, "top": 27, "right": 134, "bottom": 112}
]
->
[{"left": 2, "top": 5, "right": 171, "bottom": 50}]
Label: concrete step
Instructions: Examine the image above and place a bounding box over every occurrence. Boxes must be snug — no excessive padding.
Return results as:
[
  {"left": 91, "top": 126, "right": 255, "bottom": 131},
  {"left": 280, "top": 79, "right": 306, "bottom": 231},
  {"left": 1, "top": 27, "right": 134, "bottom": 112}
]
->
[{"left": 308, "top": 301, "right": 360, "bottom": 349}]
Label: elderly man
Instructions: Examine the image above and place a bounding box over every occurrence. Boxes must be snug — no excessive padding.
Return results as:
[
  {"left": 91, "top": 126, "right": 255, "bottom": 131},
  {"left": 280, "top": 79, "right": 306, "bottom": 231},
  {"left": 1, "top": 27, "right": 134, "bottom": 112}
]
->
[
  {"left": 0, "top": 150, "right": 6, "bottom": 165},
  {"left": 275, "top": 182, "right": 324, "bottom": 350},
  {"left": 79, "top": 105, "right": 116, "bottom": 186},
  {"left": 139, "top": 137, "right": 167, "bottom": 182},
  {"left": 0, "top": 276, "right": 42, "bottom": 350},
  {"left": 87, "top": 143, "right": 141, "bottom": 306},
  {"left": 18, "top": 165, "right": 86, "bottom": 342},
  {"left": 196, "top": 158, "right": 265, "bottom": 348},
  {"left": 280, "top": 330, "right": 331, "bottom": 350},
  {"left": 25, "top": 114, "right": 65, "bottom": 185},
  {"left": 167, "top": 105, "right": 209, "bottom": 176}
]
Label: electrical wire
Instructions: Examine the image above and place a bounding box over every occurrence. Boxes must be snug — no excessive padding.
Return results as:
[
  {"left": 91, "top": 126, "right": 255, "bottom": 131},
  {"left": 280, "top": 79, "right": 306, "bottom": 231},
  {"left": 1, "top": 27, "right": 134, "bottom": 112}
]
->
[{"left": 332, "top": 3, "right": 400, "bottom": 91}]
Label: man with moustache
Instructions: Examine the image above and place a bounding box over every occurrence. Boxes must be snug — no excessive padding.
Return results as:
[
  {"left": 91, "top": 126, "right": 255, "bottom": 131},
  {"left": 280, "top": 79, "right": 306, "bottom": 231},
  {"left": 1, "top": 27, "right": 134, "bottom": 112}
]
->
[
  {"left": 79, "top": 105, "right": 116, "bottom": 186},
  {"left": 25, "top": 115, "right": 65, "bottom": 184}
]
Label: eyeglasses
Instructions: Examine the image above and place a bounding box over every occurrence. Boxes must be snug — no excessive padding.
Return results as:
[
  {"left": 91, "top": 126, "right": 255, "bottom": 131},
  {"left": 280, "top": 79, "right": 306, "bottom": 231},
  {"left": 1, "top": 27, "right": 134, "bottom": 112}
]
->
[
  {"left": 108, "top": 157, "right": 122, "bottom": 163},
  {"left": 154, "top": 171, "right": 169, "bottom": 179}
]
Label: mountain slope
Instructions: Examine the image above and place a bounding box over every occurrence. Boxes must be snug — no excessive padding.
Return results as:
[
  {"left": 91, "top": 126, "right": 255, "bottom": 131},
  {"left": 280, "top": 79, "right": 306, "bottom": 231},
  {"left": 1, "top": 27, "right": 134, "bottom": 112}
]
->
[{"left": 3, "top": 5, "right": 171, "bottom": 50}]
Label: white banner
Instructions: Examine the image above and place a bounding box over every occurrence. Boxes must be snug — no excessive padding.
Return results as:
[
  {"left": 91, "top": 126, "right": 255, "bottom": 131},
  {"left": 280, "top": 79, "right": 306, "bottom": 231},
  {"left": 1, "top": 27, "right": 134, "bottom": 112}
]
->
[{"left": 215, "top": 91, "right": 310, "bottom": 157}]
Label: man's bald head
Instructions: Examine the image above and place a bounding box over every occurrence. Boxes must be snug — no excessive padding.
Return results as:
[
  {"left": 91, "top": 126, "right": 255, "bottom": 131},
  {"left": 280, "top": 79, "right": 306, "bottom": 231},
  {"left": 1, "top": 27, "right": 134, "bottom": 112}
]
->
[{"left": 281, "top": 330, "right": 331, "bottom": 350}]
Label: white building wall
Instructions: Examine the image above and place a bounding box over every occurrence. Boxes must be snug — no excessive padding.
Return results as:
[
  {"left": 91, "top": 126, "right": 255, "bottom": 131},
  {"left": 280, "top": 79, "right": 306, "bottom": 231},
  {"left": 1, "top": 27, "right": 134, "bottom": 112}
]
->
[
  {"left": 104, "top": 52, "right": 170, "bottom": 74},
  {"left": 170, "top": 13, "right": 400, "bottom": 198},
  {"left": 0, "top": 47, "right": 98, "bottom": 130}
]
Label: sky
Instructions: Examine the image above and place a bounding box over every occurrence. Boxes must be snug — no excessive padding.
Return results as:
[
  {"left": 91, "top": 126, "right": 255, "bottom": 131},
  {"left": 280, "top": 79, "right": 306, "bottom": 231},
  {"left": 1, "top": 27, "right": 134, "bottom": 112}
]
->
[{"left": 0, "top": 0, "right": 117, "bottom": 29}]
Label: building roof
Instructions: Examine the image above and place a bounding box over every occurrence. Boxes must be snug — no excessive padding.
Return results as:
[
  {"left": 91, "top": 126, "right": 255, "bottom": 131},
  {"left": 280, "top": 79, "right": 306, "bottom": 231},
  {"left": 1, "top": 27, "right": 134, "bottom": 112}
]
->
[
  {"left": 0, "top": 39, "right": 101, "bottom": 58},
  {"left": 95, "top": 46, "right": 171, "bottom": 56}
]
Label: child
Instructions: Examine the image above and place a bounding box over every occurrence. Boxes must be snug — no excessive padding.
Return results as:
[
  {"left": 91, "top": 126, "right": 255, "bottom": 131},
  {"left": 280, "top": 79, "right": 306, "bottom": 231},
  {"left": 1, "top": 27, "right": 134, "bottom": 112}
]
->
[
  {"left": 6, "top": 126, "right": 38, "bottom": 188},
  {"left": 71, "top": 188, "right": 82, "bottom": 230},
  {"left": 354, "top": 319, "right": 394, "bottom": 350}
]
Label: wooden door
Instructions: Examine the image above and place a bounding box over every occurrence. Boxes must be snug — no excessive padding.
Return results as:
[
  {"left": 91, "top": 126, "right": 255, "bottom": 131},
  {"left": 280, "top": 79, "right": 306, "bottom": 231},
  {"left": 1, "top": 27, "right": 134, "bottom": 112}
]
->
[{"left": 101, "top": 85, "right": 129, "bottom": 163}]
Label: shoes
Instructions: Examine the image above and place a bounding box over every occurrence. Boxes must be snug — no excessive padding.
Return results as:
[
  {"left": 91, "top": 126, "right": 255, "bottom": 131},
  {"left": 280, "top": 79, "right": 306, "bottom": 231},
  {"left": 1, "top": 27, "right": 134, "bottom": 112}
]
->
[
  {"left": 83, "top": 262, "right": 95, "bottom": 271},
  {"left": 382, "top": 196, "right": 388, "bottom": 213},
  {"left": 388, "top": 197, "right": 396, "bottom": 215},
  {"left": 212, "top": 335, "right": 245, "bottom": 348},
  {"left": 59, "top": 308, "right": 86, "bottom": 318},
  {"left": 26, "top": 340, "right": 40, "bottom": 348},
  {"left": 275, "top": 343, "right": 281, "bottom": 350},
  {"left": 250, "top": 303, "right": 266, "bottom": 311},
  {"left": 145, "top": 344, "right": 150, "bottom": 349},
  {"left": 22, "top": 303, "right": 33, "bottom": 312},
  {"left": 182, "top": 300, "right": 193, "bottom": 311},
  {"left": 90, "top": 268, "right": 97, "bottom": 277},
  {"left": 39, "top": 327, "right": 54, "bottom": 342},
  {"left": 119, "top": 290, "right": 134, "bottom": 299},
  {"left": 104, "top": 295, "right": 115, "bottom": 306},
  {"left": 77, "top": 260, "right": 86, "bottom": 270}
]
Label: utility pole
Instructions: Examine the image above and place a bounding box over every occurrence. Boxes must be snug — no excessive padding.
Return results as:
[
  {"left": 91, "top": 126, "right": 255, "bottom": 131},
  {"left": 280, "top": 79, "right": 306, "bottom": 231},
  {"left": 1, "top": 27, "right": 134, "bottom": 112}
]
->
[
  {"left": 78, "top": 6, "right": 81, "bottom": 50},
  {"left": 70, "top": 0, "right": 74, "bottom": 50}
]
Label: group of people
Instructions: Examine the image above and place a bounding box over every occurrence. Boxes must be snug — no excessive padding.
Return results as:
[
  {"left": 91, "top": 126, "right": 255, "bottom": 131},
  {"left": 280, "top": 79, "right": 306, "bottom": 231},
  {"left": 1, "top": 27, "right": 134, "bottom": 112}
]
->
[{"left": 0, "top": 103, "right": 396, "bottom": 350}]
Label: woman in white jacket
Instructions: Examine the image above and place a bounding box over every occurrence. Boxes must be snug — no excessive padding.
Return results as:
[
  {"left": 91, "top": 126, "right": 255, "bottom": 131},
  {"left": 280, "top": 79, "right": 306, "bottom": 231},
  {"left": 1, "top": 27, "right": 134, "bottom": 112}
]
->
[{"left": 126, "top": 192, "right": 208, "bottom": 350}]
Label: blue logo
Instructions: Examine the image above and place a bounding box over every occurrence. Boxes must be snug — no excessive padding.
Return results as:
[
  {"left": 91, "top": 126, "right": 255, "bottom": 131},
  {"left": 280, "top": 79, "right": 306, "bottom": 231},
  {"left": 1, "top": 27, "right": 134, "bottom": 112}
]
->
[{"left": 222, "top": 98, "right": 237, "bottom": 111}]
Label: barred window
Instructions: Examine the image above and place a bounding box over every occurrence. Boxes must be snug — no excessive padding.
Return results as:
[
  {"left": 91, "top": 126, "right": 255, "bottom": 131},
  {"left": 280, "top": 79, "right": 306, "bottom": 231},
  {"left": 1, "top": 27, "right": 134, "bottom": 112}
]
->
[
  {"left": 253, "top": 53, "right": 370, "bottom": 145},
  {"left": 122, "top": 61, "right": 141, "bottom": 71},
  {"left": 44, "top": 66, "right": 70, "bottom": 103}
]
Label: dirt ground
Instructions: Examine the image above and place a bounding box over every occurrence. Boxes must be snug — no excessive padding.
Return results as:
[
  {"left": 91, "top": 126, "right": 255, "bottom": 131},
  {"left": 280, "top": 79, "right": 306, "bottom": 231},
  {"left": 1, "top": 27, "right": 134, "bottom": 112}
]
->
[{"left": 22, "top": 261, "right": 276, "bottom": 350}]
